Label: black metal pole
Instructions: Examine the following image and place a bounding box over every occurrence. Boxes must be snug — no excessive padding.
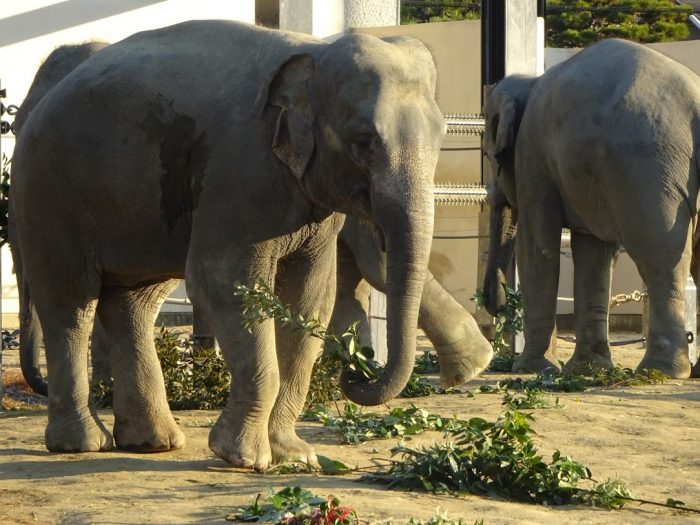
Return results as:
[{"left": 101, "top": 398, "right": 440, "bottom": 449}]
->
[{"left": 481, "top": 0, "right": 506, "bottom": 89}]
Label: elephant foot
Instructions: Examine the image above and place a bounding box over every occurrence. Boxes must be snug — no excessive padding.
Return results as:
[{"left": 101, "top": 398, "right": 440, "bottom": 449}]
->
[
  {"left": 113, "top": 413, "right": 185, "bottom": 452},
  {"left": 637, "top": 352, "right": 691, "bottom": 379},
  {"left": 435, "top": 335, "right": 493, "bottom": 387},
  {"left": 269, "top": 429, "right": 318, "bottom": 466},
  {"left": 45, "top": 411, "right": 113, "bottom": 452},
  {"left": 564, "top": 347, "right": 613, "bottom": 374},
  {"left": 512, "top": 353, "right": 561, "bottom": 374},
  {"left": 208, "top": 416, "right": 272, "bottom": 471}
]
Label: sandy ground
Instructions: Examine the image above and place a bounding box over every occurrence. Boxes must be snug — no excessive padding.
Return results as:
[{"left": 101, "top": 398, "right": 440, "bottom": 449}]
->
[{"left": 1, "top": 334, "right": 700, "bottom": 525}]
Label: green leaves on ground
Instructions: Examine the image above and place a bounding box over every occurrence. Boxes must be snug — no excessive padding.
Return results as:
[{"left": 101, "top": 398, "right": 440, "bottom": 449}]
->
[
  {"left": 414, "top": 351, "right": 440, "bottom": 374},
  {"left": 481, "top": 365, "right": 668, "bottom": 395},
  {"left": 303, "top": 403, "right": 463, "bottom": 444},
  {"left": 227, "top": 486, "right": 357, "bottom": 524},
  {"left": 360, "top": 408, "right": 631, "bottom": 508}
]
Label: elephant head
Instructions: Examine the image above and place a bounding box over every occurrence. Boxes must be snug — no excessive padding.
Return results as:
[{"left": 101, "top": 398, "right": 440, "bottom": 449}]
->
[
  {"left": 481, "top": 76, "right": 536, "bottom": 316},
  {"left": 255, "top": 34, "right": 445, "bottom": 405}
]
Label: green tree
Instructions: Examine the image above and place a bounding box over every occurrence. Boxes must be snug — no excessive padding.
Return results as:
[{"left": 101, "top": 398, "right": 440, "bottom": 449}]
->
[
  {"left": 545, "top": 0, "right": 691, "bottom": 46},
  {"left": 401, "top": 1, "right": 480, "bottom": 24},
  {"left": 400, "top": 1, "right": 691, "bottom": 47}
]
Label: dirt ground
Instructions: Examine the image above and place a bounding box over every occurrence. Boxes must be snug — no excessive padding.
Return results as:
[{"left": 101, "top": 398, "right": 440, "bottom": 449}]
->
[{"left": 1, "top": 333, "right": 699, "bottom": 525}]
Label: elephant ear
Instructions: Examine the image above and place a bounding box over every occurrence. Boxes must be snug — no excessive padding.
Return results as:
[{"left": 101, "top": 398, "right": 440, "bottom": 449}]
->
[
  {"left": 253, "top": 53, "right": 316, "bottom": 179},
  {"left": 491, "top": 91, "right": 517, "bottom": 157}
]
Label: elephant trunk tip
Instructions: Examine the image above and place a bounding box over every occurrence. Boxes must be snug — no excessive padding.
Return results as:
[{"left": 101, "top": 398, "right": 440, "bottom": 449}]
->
[{"left": 338, "top": 363, "right": 414, "bottom": 406}]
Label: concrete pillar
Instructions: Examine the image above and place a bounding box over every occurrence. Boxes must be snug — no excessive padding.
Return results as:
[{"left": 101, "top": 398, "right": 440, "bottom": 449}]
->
[{"left": 279, "top": 0, "right": 398, "bottom": 39}]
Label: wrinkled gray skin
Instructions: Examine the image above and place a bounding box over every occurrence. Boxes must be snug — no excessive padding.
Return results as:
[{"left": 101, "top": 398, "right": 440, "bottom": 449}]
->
[
  {"left": 11, "top": 21, "right": 444, "bottom": 468},
  {"left": 11, "top": 41, "right": 110, "bottom": 397},
  {"left": 334, "top": 216, "right": 493, "bottom": 385},
  {"left": 482, "top": 39, "right": 700, "bottom": 378},
  {"left": 15, "top": 35, "right": 487, "bottom": 403}
]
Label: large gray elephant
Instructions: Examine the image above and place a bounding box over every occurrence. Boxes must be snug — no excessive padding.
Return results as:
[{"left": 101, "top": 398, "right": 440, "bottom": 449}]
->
[
  {"left": 11, "top": 20, "right": 445, "bottom": 469},
  {"left": 482, "top": 38, "right": 700, "bottom": 378},
  {"left": 14, "top": 37, "right": 492, "bottom": 400}
]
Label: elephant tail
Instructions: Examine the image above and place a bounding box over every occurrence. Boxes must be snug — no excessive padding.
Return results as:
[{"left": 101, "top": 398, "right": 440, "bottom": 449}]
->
[{"left": 8, "top": 205, "right": 48, "bottom": 396}]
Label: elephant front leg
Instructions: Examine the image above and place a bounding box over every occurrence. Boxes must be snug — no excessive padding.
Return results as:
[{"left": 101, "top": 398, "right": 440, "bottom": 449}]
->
[
  {"left": 565, "top": 233, "right": 618, "bottom": 372},
  {"left": 512, "top": 202, "right": 562, "bottom": 374},
  {"left": 269, "top": 244, "right": 337, "bottom": 465},
  {"left": 189, "top": 254, "right": 279, "bottom": 470},
  {"left": 419, "top": 275, "right": 493, "bottom": 386}
]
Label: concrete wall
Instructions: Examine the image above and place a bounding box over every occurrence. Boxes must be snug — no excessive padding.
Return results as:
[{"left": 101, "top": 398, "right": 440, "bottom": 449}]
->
[{"left": 0, "top": 0, "right": 255, "bottom": 326}]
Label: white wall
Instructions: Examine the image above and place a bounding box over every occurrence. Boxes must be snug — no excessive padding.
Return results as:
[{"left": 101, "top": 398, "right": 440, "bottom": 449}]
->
[
  {"left": 0, "top": 0, "right": 255, "bottom": 322},
  {"left": 279, "top": 0, "right": 398, "bottom": 39}
]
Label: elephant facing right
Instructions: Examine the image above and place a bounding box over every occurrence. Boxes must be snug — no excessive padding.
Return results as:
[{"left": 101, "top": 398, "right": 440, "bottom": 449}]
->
[{"left": 482, "top": 38, "right": 700, "bottom": 378}]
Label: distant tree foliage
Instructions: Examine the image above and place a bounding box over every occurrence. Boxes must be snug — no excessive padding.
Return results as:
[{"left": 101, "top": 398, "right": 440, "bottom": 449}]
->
[
  {"left": 546, "top": 0, "right": 691, "bottom": 47},
  {"left": 401, "top": 1, "right": 480, "bottom": 24},
  {"left": 400, "top": 1, "right": 692, "bottom": 47}
]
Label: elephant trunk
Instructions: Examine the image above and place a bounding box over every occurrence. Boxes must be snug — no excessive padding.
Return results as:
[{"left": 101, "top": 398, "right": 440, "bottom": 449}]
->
[
  {"left": 483, "top": 199, "right": 517, "bottom": 317},
  {"left": 340, "top": 182, "right": 434, "bottom": 406}
]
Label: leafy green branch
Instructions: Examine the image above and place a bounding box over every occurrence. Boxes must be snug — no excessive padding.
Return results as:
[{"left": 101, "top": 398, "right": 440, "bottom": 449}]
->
[
  {"left": 234, "top": 280, "right": 439, "bottom": 406},
  {"left": 226, "top": 486, "right": 357, "bottom": 524},
  {"left": 360, "top": 408, "right": 629, "bottom": 507},
  {"left": 473, "top": 283, "right": 523, "bottom": 372},
  {"left": 0, "top": 154, "right": 11, "bottom": 247},
  {"left": 235, "top": 281, "right": 380, "bottom": 384}
]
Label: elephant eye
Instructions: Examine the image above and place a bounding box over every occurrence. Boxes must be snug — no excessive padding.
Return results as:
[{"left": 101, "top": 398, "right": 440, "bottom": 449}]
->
[{"left": 349, "top": 136, "right": 376, "bottom": 167}]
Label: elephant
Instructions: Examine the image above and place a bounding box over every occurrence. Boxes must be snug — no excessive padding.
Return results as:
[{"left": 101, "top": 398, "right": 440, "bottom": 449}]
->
[
  {"left": 11, "top": 20, "right": 445, "bottom": 468},
  {"left": 11, "top": 41, "right": 110, "bottom": 397},
  {"left": 481, "top": 38, "right": 700, "bottom": 378}
]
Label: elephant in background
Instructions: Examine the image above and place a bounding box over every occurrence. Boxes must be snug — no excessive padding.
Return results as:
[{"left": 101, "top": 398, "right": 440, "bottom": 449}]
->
[
  {"left": 11, "top": 41, "right": 110, "bottom": 397},
  {"left": 482, "top": 38, "right": 700, "bottom": 378},
  {"left": 11, "top": 20, "right": 445, "bottom": 468}
]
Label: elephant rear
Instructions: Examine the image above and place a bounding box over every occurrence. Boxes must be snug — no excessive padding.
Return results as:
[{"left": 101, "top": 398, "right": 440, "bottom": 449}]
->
[{"left": 526, "top": 39, "right": 700, "bottom": 244}]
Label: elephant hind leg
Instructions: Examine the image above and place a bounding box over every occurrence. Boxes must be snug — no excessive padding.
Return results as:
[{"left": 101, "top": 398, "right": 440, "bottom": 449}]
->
[
  {"left": 629, "top": 222, "right": 693, "bottom": 379},
  {"left": 33, "top": 281, "right": 112, "bottom": 452},
  {"left": 565, "top": 233, "right": 619, "bottom": 373},
  {"left": 97, "top": 280, "right": 185, "bottom": 452}
]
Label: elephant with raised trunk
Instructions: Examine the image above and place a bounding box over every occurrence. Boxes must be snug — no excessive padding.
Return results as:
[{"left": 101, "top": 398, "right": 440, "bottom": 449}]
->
[
  {"left": 11, "top": 20, "right": 445, "bottom": 469},
  {"left": 482, "top": 39, "right": 700, "bottom": 378}
]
